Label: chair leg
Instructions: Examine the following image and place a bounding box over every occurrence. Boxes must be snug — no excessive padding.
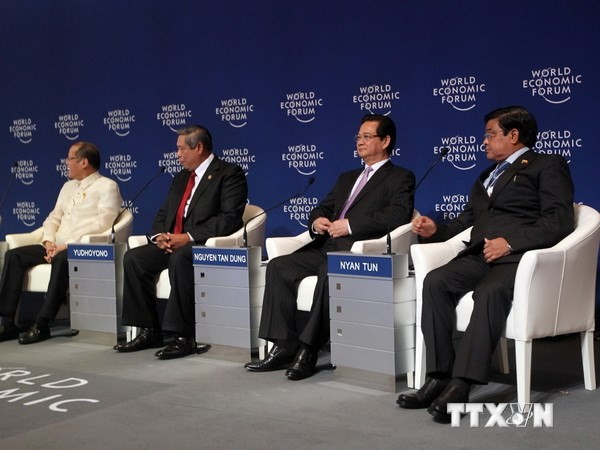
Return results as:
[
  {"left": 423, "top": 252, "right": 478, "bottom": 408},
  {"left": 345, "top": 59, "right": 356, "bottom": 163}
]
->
[
  {"left": 258, "top": 339, "right": 269, "bottom": 360},
  {"left": 493, "top": 337, "right": 510, "bottom": 374},
  {"left": 406, "top": 371, "right": 414, "bottom": 389},
  {"left": 414, "top": 326, "right": 427, "bottom": 389},
  {"left": 581, "top": 330, "right": 597, "bottom": 391},
  {"left": 514, "top": 339, "right": 532, "bottom": 407}
]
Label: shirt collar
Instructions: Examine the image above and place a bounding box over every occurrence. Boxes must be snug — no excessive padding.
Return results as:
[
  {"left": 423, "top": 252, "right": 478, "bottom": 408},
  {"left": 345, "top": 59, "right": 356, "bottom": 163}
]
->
[{"left": 79, "top": 171, "right": 100, "bottom": 189}]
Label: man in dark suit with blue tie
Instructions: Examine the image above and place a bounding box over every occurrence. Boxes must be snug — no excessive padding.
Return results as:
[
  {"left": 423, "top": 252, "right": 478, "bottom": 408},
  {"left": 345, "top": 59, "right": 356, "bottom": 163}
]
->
[
  {"left": 115, "top": 125, "right": 247, "bottom": 360},
  {"left": 245, "top": 114, "right": 416, "bottom": 380},
  {"left": 397, "top": 106, "right": 575, "bottom": 423}
]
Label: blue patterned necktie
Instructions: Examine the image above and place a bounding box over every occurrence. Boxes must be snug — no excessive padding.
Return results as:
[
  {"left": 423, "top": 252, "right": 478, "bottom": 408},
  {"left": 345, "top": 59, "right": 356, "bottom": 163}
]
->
[
  {"left": 486, "top": 160, "right": 510, "bottom": 195},
  {"left": 339, "top": 166, "right": 373, "bottom": 218}
]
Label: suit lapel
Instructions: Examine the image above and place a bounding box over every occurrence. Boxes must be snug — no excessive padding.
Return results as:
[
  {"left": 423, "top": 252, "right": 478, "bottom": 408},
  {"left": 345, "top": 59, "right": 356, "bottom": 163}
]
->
[
  {"left": 343, "top": 160, "right": 392, "bottom": 213},
  {"left": 490, "top": 150, "right": 538, "bottom": 201},
  {"left": 186, "top": 157, "right": 220, "bottom": 215}
]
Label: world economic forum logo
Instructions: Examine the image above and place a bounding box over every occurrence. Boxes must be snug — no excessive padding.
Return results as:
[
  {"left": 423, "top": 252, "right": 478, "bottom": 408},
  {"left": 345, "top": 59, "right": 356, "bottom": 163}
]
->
[
  {"left": 436, "top": 136, "right": 485, "bottom": 171},
  {"left": 281, "top": 144, "right": 324, "bottom": 176},
  {"left": 158, "top": 152, "right": 181, "bottom": 177},
  {"left": 434, "top": 192, "right": 469, "bottom": 221},
  {"left": 535, "top": 129, "right": 582, "bottom": 163},
  {"left": 105, "top": 154, "right": 138, "bottom": 182},
  {"left": 284, "top": 196, "right": 319, "bottom": 227},
  {"left": 216, "top": 98, "right": 254, "bottom": 128},
  {"left": 220, "top": 147, "right": 256, "bottom": 175},
  {"left": 352, "top": 83, "right": 400, "bottom": 115},
  {"left": 13, "top": 160, "right": 38, "bottom": 186},
  {"left": 156, "top": 103, "right": 192, "bottom": 132},
  {"left": 522, "top": 66, "right": 582, "bottom": 104},
  {"left": 280, "top": 91, "right": 324, "bottom": 123},
  {"left": 9, "top": 118, "right": 37, "bottom": 144},
  {"left": 103, "top": 109, "right": 135, "bottom": 137},
  {"left": 12, "top": 200, "right": 40, "bottom": 227},
  {"left": 54, "top": 113, "right": 84, "bottom": 140},
  {"left": 433, "top": 75, "right": 486, "bottom": 111}
]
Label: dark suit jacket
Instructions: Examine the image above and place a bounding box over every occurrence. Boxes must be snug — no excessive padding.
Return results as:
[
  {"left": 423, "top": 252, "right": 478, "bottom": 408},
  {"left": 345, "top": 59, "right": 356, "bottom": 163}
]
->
[
  {"left": 308, "top": 160, "right": 416, "bottom": 251},
  {"left": 427, "top": 150, "right": 574, "bottom": 263},
  {"left": 151, "top": 156, "right": 248, "bottom": 243}
]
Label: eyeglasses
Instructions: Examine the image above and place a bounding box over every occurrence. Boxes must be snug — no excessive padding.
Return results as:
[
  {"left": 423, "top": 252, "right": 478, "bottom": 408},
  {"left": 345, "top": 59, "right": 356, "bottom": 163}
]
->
[
  {"left": 354, "top": 134, "right": 381, "bottom": 143},
  {"left": 66, "top": 156, "right": 82, "bottom": 161},
  {"left": 483, "top": 129, "right": 508, "bottom": 141}
]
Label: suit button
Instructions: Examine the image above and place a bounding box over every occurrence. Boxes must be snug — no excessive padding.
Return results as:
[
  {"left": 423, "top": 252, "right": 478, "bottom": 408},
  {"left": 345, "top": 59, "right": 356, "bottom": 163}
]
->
[{"left": 489, "top": 208, "right": 494, "bottom": 214}]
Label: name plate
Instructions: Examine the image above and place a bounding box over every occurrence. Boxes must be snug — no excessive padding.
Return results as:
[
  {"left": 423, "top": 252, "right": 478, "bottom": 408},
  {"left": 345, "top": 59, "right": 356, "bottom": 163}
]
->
[
  {"left": 193, "top": 247, "right": 251, "bottom": 268},
  {"left": 327, "top": 252, "right": 408, "bottom": 279},
  {"left": 68, "top": 244, "right": 116, "bottom": 261}
]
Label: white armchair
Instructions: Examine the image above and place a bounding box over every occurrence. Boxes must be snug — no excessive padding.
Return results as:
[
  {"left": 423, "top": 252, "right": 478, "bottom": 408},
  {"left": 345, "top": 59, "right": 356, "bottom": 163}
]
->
[
  {"left": 265, "top": 210, "right": 420, "bottom": 313},
  {"left": 4, "top": 209, "right": 134, "bottom": 292},
  {"left": 411, "top": 203, "right": 600, "bottom": 406},
  {"left": 127, "top": 204, "right": 266, "bottom": 300}
]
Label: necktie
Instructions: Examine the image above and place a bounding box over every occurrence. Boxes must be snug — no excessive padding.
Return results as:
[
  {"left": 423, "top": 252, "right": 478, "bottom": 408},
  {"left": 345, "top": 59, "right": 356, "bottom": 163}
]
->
[
  {"left": 339, "top": 166, "right": 373, "bottom": 218},
  {"left": 486, "top": 160, "right": 510, "bottom": 195},
  {"left": 173, "top": 171, "right": 196, "bottom": 234}
]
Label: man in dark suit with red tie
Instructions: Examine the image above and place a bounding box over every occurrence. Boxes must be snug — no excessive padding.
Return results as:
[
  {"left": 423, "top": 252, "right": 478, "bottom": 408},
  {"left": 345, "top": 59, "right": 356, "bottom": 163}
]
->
[
  {"left": 245, "top": 114, "right": 416, "bottom": 380},
  {"left": 115, "top": 124, "right": 247, "bottom": 360},
  {"left": 397, "top": 106, "right": 575, "bottom": 423}
]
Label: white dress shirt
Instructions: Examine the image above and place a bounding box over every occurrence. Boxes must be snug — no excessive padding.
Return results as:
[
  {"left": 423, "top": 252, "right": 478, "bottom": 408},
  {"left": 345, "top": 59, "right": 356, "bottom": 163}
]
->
[{"left": 42, "top": 171, "right": 122, "bottom": 245}]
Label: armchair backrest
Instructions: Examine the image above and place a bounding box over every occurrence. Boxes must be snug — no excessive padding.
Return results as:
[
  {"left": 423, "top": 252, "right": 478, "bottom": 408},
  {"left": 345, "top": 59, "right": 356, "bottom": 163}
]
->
[
  {"left": 350, "top": 209, "right": 421, "bottom": 254},
  {"left": 205, "top": 204, "right": 266, "bottom": 248},
  {"left": 80, "top": 209, "right": 134, "bottom": 244}
]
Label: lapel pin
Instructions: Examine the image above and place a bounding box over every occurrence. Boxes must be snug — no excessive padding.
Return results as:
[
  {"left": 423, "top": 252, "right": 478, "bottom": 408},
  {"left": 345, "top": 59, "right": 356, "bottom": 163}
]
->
[
  {"left": 208, "top": 175, "right": 213, "bottom": 180},
  {"left": 521, "top": 159, "right": 528, "bottom": 165}
]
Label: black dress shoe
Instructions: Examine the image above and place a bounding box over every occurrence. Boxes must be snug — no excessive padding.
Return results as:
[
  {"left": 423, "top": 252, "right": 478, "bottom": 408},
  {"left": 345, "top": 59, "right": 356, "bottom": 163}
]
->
[
  {"left": 427, "top": 380, "right": 470, "bottom": 423},
  {"left": 18, "top": 324, "right": 50, "bottom": 345},
  {"left": 155, "top": 336, "right": 197, "bottom": 360},
  {"left": 244, "top": 345, "right": 298, "bottom": 372},
  {"left": 0, "top": 323, "right": 19, "bottom": 342},
  {"left": 114, "top": 328, "right": 163, "bottom": 353},
  {"left": 396, "top": 377, "right": 451, "bottom": 409},
  {"left": 285, "top": 347, "right": 318, "bottom": 380}
]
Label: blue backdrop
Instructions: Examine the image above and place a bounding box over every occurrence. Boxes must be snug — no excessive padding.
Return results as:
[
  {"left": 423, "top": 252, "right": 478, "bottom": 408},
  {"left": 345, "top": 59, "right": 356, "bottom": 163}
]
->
[{"left": 1, "top": 1, "right": 598, "bottom": 301}]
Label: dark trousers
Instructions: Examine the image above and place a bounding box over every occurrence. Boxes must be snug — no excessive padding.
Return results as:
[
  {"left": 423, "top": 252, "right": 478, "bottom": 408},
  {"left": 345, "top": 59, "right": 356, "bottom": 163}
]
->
[
  {"left": 0, "top": 245, "right": 69, "bottom": 322},
  {"left": 121, "top": 242, "right": 196, "bottom": 337},
  {"left": 258, "top": 243, "right": 336, "bottom": 350},
  {"left": 421, "top": 253, "right": 518, "bottom": 384}
]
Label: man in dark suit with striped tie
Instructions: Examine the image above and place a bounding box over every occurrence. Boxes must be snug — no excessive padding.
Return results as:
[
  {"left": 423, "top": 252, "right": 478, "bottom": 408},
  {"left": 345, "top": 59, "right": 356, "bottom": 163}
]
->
[
  {"left": 397, "top": 106, "right": 575, "bottom": 423},
  {"left": 245, "top": 114, "right": 416, "bottom": 380},
  {"left": 115, "top": 125, "right": 247, "bottom": 360}
]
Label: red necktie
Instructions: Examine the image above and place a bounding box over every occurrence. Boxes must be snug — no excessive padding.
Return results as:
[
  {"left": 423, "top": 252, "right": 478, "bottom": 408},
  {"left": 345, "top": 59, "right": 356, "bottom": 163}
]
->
[{"left": 173, "top": 171, "right": 196, "bottom": 234}]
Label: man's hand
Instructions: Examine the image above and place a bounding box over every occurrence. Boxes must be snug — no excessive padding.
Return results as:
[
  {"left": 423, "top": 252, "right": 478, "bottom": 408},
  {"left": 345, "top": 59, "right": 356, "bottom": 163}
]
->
[
  {"left": 412, "top": 216, "right": 437, "bottom": 238},
  {"left": 327, "top": 219, "right": 350, "bottom": 239},
  {"left": 43, "top": 241, "right": 66, "bottom": 263},
  {"left": 483, "top": 237, "right": 511, "bottom": 263},
  {"left": 312, "top": 217, "right": 333, "bottom": 235},
  {"left": 156, "top": 232, "right": 190, "bottom": 253}
]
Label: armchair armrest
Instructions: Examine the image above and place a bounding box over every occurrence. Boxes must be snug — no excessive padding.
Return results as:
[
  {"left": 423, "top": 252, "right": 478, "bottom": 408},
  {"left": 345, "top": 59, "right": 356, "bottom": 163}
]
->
[
  {"left": 6, "top": 227, "right": 44, "bottom": 249},
  {"left": 206, "top": 235, "right": 241, "bottom": 247},
  {"left": 128, "top": 235, "right": 148, "bottom": 249},
  {"left": 350, "top": 222, "right": 416, "bottom": 254},
  {"left": 266, "top": 231, "right": 313, "bottom": 259},
  {"left": 350, "top": 209, "right": 421, "bottom": 254}
]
